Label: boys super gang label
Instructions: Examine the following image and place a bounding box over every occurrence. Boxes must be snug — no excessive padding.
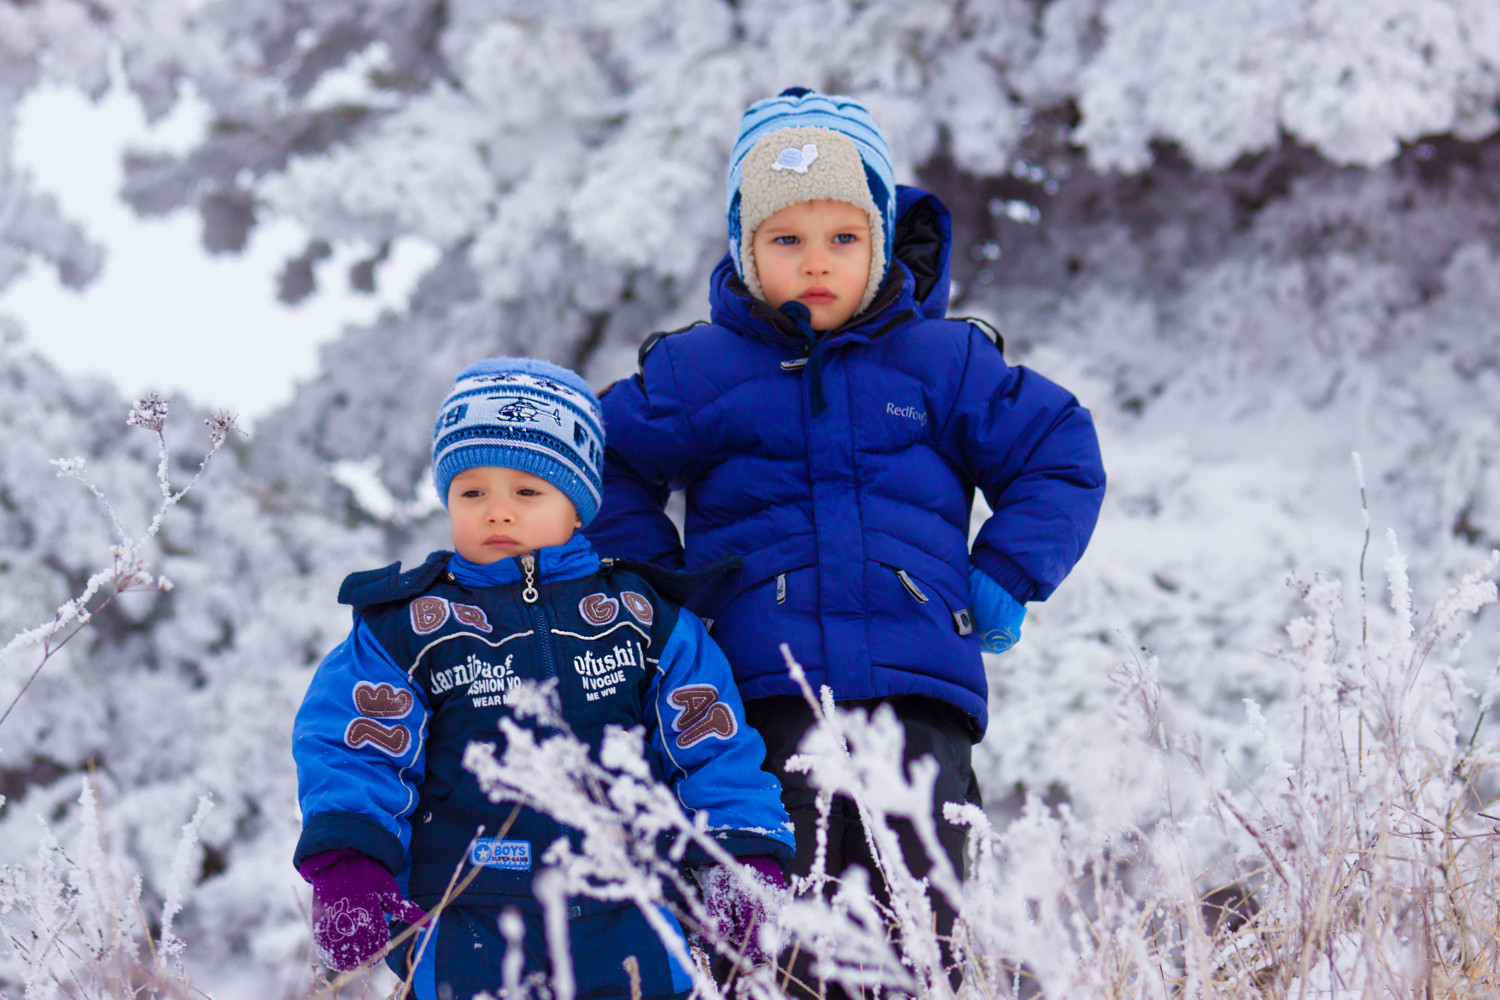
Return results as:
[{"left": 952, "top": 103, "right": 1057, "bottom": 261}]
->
[{"left": 470, "top": 838, "right": 531, "bottom": 870}]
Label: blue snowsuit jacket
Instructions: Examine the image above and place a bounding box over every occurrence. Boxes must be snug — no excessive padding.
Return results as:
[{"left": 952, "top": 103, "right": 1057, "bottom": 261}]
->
[
  {"left": 585, "top": 186, "right": 1106, "bottom": 733},
  {"left": 293, "top": 533, "right": 793, "bottom": 919}
]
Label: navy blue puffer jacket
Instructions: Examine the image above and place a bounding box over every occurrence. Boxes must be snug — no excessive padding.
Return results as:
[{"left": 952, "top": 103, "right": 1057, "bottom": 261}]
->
[{"left": 586, "top": 187, "right": 1105, "bottom": 732}]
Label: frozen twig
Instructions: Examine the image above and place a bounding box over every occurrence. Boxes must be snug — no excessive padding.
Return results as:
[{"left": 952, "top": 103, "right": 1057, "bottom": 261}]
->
[{"left": 0, "top": 395, "right": 241, "bottom": 730}]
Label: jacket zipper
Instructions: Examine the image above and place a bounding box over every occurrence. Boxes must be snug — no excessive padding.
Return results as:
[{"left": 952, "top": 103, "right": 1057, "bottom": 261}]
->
[
  {"left": 895, "top": 568, "right": 929, "bottom": 603},
  {"left": 519, "top": 554, "right": 556, "bottom": 679}
]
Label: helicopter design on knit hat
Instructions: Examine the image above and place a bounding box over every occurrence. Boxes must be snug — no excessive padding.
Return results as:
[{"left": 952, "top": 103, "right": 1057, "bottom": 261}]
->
[
  {"left": 431, "top": 357, "right": 605, "bottom": 525},
  {"left": 726, "top": 88, "right": 897, "bottom": 317}
]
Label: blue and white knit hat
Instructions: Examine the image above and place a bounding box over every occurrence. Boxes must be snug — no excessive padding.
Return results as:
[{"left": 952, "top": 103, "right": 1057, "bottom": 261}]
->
[
  {"left": 431, "top": 358, "right": 605, "bottom": 525},
  {"left": 727, "top": 88, "right": 897, "bottom": 315}
]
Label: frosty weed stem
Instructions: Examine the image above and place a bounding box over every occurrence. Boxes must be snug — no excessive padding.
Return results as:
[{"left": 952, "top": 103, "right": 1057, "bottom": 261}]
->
[{"left": 0, "top": 394, "right": 240, "bottom": 731}]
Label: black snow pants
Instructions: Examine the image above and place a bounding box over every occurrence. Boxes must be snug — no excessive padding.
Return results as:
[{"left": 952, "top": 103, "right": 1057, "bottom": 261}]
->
[{"left": 743, "top": 694, "right": 981, "bottom": 1000}]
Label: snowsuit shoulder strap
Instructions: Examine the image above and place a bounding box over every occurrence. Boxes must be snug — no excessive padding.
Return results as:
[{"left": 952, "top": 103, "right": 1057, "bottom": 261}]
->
[{"left": 600, "top": 554, "right": 741, "bottom": 607}]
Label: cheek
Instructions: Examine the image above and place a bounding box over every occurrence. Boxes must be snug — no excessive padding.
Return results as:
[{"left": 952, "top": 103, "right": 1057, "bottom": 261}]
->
[
  {"left": 840, "top": 247, "right": 873, "bottom": 292},
  {"left": 754, "top": 247, "right": 796, "bottom": 296}
]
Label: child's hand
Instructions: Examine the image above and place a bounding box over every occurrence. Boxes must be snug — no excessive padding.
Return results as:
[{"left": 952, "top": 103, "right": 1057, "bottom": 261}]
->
[
  {"left": 969, "top": 565, "right": 1026, "bottom": 654},
  {"left": 299, "top": 848, "right": 430, "bottom": 972},
  {"left": 701, "top": 854, "right": 786, "bottom": 964}
]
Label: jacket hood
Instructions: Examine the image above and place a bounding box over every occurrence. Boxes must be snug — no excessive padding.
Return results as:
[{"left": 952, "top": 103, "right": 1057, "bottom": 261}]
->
[{"left": 708, "top": 184, "right": 954, "bottom": 350}]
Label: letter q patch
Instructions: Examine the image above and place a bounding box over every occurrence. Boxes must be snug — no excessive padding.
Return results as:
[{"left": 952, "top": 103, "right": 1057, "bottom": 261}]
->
[{"left": 668, "top": 685, "right": 738, "bottom": 749}]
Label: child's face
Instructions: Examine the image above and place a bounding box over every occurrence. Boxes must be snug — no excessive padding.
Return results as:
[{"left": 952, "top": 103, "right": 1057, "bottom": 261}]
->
[
  {"left": 447, "top": 466, "right": 581, "bottom": 563},
  {"left": 752, "top": 199, "right": 872, "bottom": 331}
]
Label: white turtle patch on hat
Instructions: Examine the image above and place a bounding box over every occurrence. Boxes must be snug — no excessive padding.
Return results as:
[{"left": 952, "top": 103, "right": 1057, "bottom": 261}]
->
[{"left": 771, "top": 144, "right": 819, "bottom": 174}]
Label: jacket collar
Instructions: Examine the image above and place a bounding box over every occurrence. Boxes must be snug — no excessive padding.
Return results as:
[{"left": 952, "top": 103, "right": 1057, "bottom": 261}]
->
[{"left": 448, "top": 532, "right": 601, "bottom": 588}]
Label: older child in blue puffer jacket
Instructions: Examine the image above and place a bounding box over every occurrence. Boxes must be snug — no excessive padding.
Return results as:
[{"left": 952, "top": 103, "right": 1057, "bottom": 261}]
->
[{"left": 586, "top": 89, "right": 1106, "bottom": 994}]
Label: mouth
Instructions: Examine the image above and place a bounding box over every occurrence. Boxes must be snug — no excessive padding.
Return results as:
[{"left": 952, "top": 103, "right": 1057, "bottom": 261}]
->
[
  {"left": 799, "top": 286, "right": 837, "bottom": 305},
  {"left": 485, "top": 534, "right": 520, "bottom": 547}
]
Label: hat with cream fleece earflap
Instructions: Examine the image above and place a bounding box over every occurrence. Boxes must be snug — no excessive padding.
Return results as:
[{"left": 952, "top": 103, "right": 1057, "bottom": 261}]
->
[{"left": 726, "top": 88, "right": 896, "bottom": 316}]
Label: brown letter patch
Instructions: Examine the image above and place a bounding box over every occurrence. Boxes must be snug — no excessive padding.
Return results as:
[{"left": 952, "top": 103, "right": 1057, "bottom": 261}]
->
[
  {"left": 353, "top": 681, "right": 413, "bottom": 719},
  {"left": 668, "top": 684, "right": 738, "bottom": 749},
  {"left": 620, "top": 591, "right": 654, "bottom": 625},
  {"left": 452, "top": 603, "right": 493, "bottom": 633},
  {"left": 410, "top": 596, "right": 450, "bottom": 635},
  {"left": 579, "top": 593, "right": 619, "bottom": 626},
  {"left": 344, "top": 718, "right": 412, "bottom": 757}
]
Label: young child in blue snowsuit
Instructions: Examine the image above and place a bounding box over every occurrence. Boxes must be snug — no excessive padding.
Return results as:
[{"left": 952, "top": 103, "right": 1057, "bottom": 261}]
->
[
  {"left": 585, "top": 90, "right": 1106, "bottom": 994},
  {"left": 293, "top": 358, "right": 793, "bottom": 1000}
]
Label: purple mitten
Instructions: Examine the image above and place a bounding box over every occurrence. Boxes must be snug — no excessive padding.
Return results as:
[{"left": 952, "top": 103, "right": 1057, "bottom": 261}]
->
[
  {"left": 703, "top": 855, "right": 787, "bottom": 963},
  {"left": 300, "top": 848, "right": 429, "bottom": 972}
]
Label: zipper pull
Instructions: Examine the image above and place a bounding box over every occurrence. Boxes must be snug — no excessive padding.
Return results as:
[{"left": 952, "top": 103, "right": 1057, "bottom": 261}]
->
[
  {"left": 895, "top": 568, "right": 929, "bottom": 603},
  {"left": 521, "top": 553, "right": 539, "bottom": 604},
  {"left": 775, "top": 573, "right": 787, "bottom": 604}
]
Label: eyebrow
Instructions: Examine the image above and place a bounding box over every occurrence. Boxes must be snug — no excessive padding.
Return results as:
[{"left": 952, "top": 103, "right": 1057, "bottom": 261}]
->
[{"left": 759, "top": 221, "right": 871, "bottom": 236}]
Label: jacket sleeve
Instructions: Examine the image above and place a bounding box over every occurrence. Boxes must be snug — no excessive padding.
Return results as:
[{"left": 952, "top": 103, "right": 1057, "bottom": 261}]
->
[
  {"left": 944, "top": 324, "right": 1106, "bottom": 604},
  {"left": 585, "top": 346, "right": 707, "bottom": 569},
  {"left": 644, "top": 609, "right": 794, "bottom": 866},
  {"left": 292, "top": 618, "right": 431, "bottom": 875}
]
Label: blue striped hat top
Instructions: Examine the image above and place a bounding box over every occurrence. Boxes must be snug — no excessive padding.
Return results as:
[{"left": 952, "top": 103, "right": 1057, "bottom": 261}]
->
[
  {"left": 431, "top": 358, "right": 605, "bottom": 525},
  {"left": 726, "top": 88, "right": 896, "bottom": 281}
]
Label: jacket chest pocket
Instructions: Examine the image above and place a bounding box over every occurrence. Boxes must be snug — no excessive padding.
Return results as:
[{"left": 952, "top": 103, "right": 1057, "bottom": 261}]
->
[{"left": 851, "top": 369, "right": 936, "bottom": 454}]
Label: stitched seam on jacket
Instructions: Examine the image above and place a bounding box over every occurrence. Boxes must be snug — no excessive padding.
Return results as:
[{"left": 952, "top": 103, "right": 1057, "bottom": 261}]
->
[
  {"left": 934, "top": 321, "right": 979, "bottom": 443},
  {"left": 845, "top": 353, "right": 873, "bottom": 638},
  {"left": 405, "top": 629, "right": 534, "bottom": 676},
  {"left": 658, "top": 335, "right": 709, "bottom": 461}
]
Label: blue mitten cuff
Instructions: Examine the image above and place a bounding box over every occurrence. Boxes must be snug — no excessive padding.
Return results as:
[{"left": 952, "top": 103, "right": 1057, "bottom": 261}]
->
[{"left": 969, "top": 565, "right": 1026, "bottom": 654}]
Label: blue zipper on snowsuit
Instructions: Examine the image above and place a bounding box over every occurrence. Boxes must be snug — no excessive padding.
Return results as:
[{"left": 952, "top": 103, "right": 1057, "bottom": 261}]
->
[{"left": 518, "top": 553, "right": 557, "bottom": 680}]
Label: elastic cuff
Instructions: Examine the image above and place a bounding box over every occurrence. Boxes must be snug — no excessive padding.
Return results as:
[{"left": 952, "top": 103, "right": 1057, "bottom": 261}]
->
[
  {"left": 672, "top": 831, "right": 796, "bottom": 870},
  {"left": 969, "top": 547, "right": 1038, "bottom": 604},
  {"left": 295, "top": 811, "right": 405, "bottom": 876}
]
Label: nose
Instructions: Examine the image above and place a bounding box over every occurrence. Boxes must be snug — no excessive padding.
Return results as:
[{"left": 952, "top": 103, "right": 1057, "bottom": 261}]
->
[
  {"left": 485, "top": 497, "right": 516, "bottom": 523},
  {"left": 801, "top": 248, "right": 831, "bottom": 275}
]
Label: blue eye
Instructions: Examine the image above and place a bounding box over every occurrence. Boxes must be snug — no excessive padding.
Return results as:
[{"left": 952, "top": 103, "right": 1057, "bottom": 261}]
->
[
  {"left": 834, "top": 233, "right": 857, "bottom": 244},
  {"left": 773, "top": 235, "right": 799, "bottom": 245}
]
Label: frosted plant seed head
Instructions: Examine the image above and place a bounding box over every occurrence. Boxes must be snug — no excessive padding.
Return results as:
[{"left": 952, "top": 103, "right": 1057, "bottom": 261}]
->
[
  {"left": 127, "top": 393, "right": 170, "bottom": 432},
  {"left": 205, "top": 410, "right": 241, "bottom": 446}
]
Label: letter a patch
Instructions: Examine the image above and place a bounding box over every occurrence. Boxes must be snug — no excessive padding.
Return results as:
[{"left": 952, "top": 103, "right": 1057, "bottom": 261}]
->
[{"left": 668, "top": 684, "right": 738, "bottom": 749}]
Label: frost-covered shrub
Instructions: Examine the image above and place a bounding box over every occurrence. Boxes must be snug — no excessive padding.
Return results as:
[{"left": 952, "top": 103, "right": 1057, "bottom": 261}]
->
[
  {"left": 0, "top": 784, "right": 213, "bottom": 1000},
  {"left": 454, "top": 525, "right": 1500, "bottom": 1000},
  {"left": 0, "top": 391, "right": 236, "bottom": 998}
]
